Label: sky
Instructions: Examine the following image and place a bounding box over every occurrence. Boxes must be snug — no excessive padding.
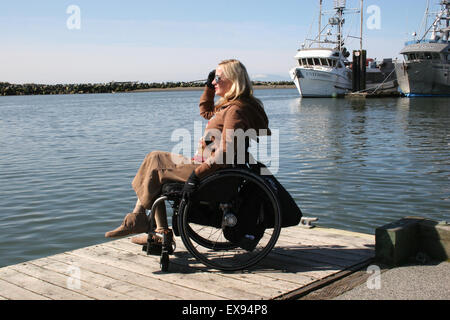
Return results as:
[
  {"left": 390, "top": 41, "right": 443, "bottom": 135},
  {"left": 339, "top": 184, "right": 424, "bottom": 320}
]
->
[{"left": 0, "top": 0, "right": 432, "bottom": 84}]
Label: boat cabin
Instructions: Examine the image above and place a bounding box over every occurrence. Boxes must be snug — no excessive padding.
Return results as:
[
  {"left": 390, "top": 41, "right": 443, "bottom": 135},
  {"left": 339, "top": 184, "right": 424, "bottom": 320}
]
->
[
  {"left": 295, "top": 49, "right": 346, "bottom": 68},
  {"left": 401, "top": 42, "right": 450, "bottom": 63},
  {"left": 297, "top": 57, "right": 343, "bottom": 68}
]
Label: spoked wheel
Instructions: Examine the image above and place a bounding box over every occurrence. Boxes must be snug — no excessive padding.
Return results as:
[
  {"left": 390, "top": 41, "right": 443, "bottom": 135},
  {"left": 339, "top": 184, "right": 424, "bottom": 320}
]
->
[
  {"left": 184, "top": 224, "right": 238, "bottom": 251},
  {"left": 178, "top": 169, "right": 281, "bottom": 271}
]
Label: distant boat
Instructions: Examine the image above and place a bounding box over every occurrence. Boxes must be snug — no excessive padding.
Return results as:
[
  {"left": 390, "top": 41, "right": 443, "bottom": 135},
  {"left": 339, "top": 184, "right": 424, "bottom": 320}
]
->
[
  {"left": 289, "top": 0, "right": 360, "bottom": 97},
  {"left": 394, "top": 0, "right": 450, "bottom": 97}
]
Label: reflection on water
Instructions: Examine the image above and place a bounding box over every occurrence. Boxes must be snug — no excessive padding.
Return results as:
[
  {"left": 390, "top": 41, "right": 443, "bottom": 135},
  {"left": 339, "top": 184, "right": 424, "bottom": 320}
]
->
[
  {"left": 279, "top": 96, "right": 449, "bottom": 234},
  {"left": 0, "top": 90, "right": 448, "bottom": 267}
]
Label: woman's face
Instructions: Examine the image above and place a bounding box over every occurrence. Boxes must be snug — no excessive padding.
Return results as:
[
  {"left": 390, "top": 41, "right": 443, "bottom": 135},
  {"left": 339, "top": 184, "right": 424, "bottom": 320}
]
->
[{"left": 213, "top": 66, "right": 232, "bottom": 97}]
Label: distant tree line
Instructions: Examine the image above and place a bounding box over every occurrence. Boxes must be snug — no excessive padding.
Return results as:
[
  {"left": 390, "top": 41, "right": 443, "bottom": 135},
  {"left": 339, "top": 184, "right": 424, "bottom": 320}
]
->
[
  {"left": 253, "top": 81, "right": 294, "bottom": 86},
  {"left": 0, "top": 81, "right": 294, "bottom": 96}
]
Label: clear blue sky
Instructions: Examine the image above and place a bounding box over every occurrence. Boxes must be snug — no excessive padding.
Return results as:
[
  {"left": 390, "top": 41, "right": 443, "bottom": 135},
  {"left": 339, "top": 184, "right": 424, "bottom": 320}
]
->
[{"left": 0, "top": 0, "right": 429, "bottom": 84}]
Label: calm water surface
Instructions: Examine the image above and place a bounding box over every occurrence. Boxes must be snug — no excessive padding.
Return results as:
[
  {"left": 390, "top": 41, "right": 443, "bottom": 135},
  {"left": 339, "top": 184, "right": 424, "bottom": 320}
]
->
[{"left": 0, "top": 89, "right": 449, "bottom": 267}]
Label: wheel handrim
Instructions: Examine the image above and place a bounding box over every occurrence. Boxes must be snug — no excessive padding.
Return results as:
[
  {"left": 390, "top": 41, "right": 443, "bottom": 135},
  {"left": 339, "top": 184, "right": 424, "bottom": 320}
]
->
[{"left": 178, "top": 169, "right": 281, "bottom": 271}]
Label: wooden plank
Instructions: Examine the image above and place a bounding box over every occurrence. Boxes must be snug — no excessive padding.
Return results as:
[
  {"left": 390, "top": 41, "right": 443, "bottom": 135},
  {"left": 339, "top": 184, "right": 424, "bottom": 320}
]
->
[
  {"left": 274, "top": 241, "right": 371, "bottom": 258},
  {"left": 46, "top": 252, "right": 220, "bottom": 300},
  {"left": 104, "top": 237, "right": 209, "bottom": 272},
  {"left": 110, "top": 231, "right": 357, "bottom": 287},
  {"left": 10, "top": 261, "right": 137, "bottom": 300},
  {"left": 281, "top": 227, "right": 374, "bottom": 249},
  {"left": 275, "top": 259, "right": 375, "bottom": 300},
  {"left": 231, "top": 264, "right": 317, "bottom": 286},
  {"left": 259, "top": 251, "right": 341, "bottom": 280},
  {"left": 109, "top": 236, "right": 317, "bottom": 286},
  {"left": 272, "top": 239, "right": 370, "bottom": 268},
  {"left": 0, "top": 278, "right": 50, "bottom": 300},
  {"left": 105, "top": 238, "right": 301, "bottom": 298},
  {"left": 277, "top": 234, "right": 374, "bottom": 262},
  {"left": 0, "top": 266, "right": 92, "bottom": 300},
  {"left": 108, "top": 236, "right": 329, "bottom": 290},
  {"left": 97, "top": 241, "right": 282, "bottom": 299},
  {"left": 278, "top": 229, "right": 375, "bottom": 252},
  {"left": 28, "top": 257, "right": 172, "bottom": 300},
  {"left": 314, "top": 227, "right": 374, "bottom": 240},
  {"left": 282, "top": 225, "right": 373, "bottom": 240},
  {"left": 299, "top": 261, "right": 386, "bottom": 300},
  {"left": 217, "top": 271, "right": 302, "bottom": 294},
  {"left": 67, "top": 244, "right": 261, "bottom": 299}
]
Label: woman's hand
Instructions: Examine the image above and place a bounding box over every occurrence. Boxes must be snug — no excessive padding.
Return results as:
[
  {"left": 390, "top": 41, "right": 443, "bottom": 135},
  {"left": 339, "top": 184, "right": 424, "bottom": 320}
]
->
[
  {"left": 182, "top": 171, "right": 200, "bottom": 199},
  {"left": 206, "top": 70, "right": 216, "bottom": 89}
]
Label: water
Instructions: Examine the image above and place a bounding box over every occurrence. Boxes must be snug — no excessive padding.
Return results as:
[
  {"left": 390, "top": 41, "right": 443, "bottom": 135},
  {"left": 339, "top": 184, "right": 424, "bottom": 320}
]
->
[{"left": 0, "top": 89, "right": 449, "bottom": 268}]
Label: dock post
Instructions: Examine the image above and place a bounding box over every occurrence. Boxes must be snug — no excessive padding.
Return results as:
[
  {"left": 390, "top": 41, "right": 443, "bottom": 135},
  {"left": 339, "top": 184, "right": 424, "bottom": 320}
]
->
[
  {"left": 352, "top": 51, "right": 360, "bottom": 92},
  {"left": 352, "top": 50, "right": 366, "bottom": 92},
  {"left": 359, "top": 50, "right": 366, "bottom": 91}
]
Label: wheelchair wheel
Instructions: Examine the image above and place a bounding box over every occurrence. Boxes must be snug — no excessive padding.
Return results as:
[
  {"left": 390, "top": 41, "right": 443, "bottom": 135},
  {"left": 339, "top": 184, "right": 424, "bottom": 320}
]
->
[
  {"left": 178, "top": 168, "right": 281, "bottom": 271},
  {"left": 184, "top": 224, "right": 238, "bottom": 251}
]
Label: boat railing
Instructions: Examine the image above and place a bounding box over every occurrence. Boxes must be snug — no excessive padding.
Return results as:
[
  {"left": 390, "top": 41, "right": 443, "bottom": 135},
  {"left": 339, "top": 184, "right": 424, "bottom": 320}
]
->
[{"left": 404, "top": 39, "right": 450, "bottom": 46}]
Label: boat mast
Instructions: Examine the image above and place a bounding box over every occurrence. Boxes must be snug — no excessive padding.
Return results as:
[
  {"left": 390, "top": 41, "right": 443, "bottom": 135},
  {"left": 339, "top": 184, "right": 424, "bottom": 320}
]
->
[
  {"left": 319, "top": 0, "right": 323, "bottom": 47},
  {"left": 421, "top": 0, "right": 450, "bottom": 41},
  {"left": 360, "top": 0, "right": 363, "bottom": 50},
  {"left": 334, "top": 0, "right": 346, "bottom": 51},
  {"left": 446, "top": 0, "right": 450, "bottom": 41},
  {"left": 423, "top": 0, "right": 430, "bottom": 37},
  {"left": 440, "top": 0, "right": 449, "bottom": 41}
]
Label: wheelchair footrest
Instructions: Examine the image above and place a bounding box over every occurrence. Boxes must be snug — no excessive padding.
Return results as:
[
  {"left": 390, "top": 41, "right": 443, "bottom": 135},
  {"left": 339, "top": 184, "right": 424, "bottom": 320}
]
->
[
  {"left": 142, "top": 243, "right": 163, "bottom": 256},
  {"left": 142, "top": 235, "right": 175, "bottom": 256}
]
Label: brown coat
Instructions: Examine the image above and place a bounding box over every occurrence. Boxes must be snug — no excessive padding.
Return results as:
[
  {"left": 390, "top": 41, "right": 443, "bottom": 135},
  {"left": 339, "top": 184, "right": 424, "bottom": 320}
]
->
[{"left": 194, "top": 87, "right": 271, "bottom": 178}]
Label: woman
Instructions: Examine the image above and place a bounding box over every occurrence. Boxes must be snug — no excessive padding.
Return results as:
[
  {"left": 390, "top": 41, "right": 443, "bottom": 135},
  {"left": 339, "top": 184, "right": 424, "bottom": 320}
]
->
[{"left": 105, "top": 59, "right": 271, "bottom": 244}]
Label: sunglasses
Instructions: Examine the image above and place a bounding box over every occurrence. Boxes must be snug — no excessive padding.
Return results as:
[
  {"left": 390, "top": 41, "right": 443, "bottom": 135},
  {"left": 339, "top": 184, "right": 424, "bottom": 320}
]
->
[{"left": 214, "top": 75, "right": 223, "bottom": 83}]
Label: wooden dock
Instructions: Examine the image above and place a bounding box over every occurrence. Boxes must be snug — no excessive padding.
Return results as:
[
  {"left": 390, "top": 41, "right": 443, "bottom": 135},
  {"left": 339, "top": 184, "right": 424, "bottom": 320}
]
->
[{"left": 0, "top": 226, "right": 374, "bottom": 300}]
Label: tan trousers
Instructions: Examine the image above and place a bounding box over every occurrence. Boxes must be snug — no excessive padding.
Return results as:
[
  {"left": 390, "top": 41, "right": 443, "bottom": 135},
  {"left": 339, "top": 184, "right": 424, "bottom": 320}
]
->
[{"left": 132, "top": 151, "right": 199, "bottom": 210}]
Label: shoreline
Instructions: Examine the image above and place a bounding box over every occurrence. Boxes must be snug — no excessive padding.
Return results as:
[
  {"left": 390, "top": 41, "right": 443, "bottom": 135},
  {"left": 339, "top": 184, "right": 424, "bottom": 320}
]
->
[
  {"left": 131, "top": 84, "right": 297, "bottom": 93},
  {"left": 0, "top": 83, "right": 296, "bottom": 96}
]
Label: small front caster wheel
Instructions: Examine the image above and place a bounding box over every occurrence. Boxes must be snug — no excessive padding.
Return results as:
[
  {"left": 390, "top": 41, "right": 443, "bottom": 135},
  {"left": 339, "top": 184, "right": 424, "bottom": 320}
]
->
[{"left": 160, "top": 252, "right": 169, "bottom": 272}]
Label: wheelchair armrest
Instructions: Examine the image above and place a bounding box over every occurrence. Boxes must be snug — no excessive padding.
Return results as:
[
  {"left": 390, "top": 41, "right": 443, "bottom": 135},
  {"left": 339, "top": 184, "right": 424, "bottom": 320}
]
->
[{"left": 161, "top": 183, "right": 184, "bottom": 198}]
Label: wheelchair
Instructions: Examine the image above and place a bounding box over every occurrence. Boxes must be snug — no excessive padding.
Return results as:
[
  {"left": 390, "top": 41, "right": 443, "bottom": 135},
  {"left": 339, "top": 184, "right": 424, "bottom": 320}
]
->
[{"left": 141, "top": 164, "right": 282, "bottom": 272}]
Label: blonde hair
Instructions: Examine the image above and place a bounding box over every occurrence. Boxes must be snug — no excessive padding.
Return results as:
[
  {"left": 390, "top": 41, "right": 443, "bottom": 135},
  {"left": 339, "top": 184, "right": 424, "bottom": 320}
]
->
[{"left": 216, "top": 59, "right": 262, "bottom": 109}]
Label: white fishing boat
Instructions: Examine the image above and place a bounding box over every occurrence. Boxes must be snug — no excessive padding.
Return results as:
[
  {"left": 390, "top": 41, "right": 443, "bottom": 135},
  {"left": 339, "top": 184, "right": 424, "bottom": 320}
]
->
[{"left": 289, "top": 0, "right": 362, "bottom": 97}]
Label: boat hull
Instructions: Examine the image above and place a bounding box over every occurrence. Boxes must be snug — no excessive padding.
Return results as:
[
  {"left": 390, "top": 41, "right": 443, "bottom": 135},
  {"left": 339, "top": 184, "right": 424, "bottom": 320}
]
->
[
  {"left": 394, "top": 60, "right": 450, "bottom": 97},
  {"left": 289, "top": 67, "right": 352, "bottom": 97}
]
